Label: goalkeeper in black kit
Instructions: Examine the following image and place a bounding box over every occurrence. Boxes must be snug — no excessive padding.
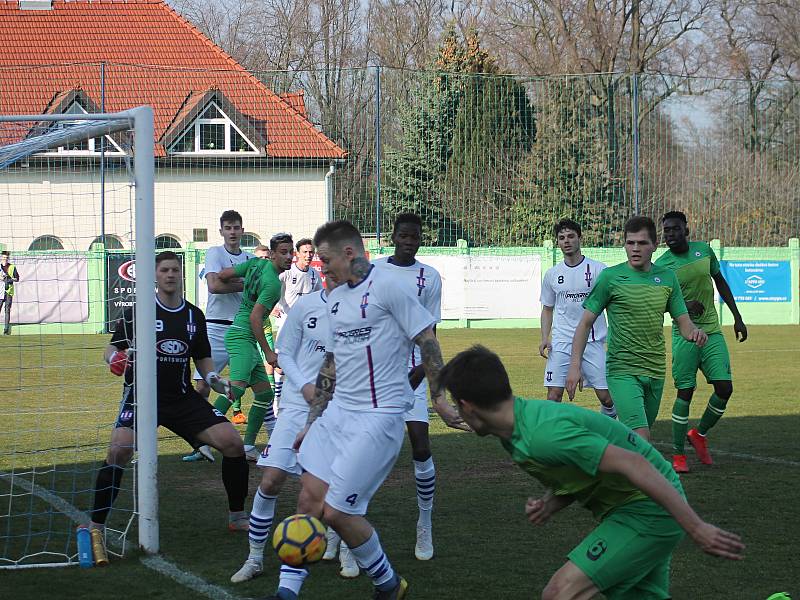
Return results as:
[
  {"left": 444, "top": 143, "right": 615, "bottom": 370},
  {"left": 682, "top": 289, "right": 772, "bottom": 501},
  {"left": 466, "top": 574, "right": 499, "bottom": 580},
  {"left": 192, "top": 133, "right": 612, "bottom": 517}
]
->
[{"left": 88, "top": 251, "right": 251, "bottom": 534}]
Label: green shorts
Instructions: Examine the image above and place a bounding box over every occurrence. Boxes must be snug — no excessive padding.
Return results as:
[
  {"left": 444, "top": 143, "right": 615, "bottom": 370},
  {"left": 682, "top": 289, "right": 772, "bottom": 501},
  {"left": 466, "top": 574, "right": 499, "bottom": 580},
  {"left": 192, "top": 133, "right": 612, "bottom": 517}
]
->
[
  {"left": 607, "top": 374, "right": 665, "bottom": 430},
  {"left": 224, "top": 326, "right": 269, "bottom": 385},
  {"left": 671, "top": 331, "right": 731, "bottom": 390},
  {"left": 257, "top": 329, "right": 275, "bottom": 364},
  {"left": 569, "top": 500, "right": 685, "bottom": 600}
]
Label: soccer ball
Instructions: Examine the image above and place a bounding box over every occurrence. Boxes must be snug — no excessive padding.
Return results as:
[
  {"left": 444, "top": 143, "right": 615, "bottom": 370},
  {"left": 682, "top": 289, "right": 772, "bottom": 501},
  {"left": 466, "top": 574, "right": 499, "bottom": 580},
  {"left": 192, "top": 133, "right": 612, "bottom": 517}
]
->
[{"left": 272, "top": 514, "right": 327, "bottom": 567}]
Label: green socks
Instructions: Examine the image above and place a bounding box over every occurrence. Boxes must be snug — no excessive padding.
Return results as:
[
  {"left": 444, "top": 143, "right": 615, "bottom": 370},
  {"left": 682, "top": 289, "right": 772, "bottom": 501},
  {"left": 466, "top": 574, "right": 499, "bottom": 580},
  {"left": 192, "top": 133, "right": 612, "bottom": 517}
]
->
[
  {"left": 244, "top": 389, "right": 275, "bottom": 446},
  {"left": 672, "top": 393, "right": 728, "bottom": 452},
  {"left": 698, "top": 393, "right": 727, "bottom": 435},
  {"left": 671, "top": 398, "right": 691, "bottom": 454},
  {"left": 214, "top": 385, "right": 246, "bottom": 415}
]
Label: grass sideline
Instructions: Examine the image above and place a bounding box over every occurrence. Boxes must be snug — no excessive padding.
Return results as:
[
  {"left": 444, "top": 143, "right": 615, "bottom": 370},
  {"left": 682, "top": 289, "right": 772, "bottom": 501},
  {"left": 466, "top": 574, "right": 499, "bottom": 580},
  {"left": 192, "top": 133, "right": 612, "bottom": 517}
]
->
[{"left": 0, "top": 326, "right": 798, "bottom": 599}]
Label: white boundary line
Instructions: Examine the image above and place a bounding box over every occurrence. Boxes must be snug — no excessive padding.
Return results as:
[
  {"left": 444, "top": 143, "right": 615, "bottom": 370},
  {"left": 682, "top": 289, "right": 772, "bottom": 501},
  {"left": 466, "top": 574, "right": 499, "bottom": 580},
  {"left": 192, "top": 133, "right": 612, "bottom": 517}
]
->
[
  {"left": 653, "top": 443, "right": 800, "bottom": 467},
  {"left": 141, "top": 555, "right": 246, "bottom": 600},
  {"left": 0, "top": 473, "right": 248, "bottom": 600}
]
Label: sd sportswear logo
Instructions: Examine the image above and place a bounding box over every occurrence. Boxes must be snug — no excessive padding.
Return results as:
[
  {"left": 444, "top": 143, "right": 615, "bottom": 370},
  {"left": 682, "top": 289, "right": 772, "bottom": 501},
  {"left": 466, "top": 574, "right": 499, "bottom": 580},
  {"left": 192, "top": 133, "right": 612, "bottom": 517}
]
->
[{"left": 157, "top": 339, "right": 188, "bottom": 355}]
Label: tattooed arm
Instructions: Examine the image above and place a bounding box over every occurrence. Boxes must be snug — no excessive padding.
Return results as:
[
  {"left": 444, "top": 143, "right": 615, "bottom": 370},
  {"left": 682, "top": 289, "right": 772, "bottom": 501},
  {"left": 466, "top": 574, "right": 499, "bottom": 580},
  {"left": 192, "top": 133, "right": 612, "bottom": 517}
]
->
[
  {"left": 307, "top": 352, "right": 336, "bottom": 424},
  {"left": 414, "top": 327, "right": 470, "bottom": 431},
  {"left": 293, "top": 352, "right": 336, "bottom": 450}
]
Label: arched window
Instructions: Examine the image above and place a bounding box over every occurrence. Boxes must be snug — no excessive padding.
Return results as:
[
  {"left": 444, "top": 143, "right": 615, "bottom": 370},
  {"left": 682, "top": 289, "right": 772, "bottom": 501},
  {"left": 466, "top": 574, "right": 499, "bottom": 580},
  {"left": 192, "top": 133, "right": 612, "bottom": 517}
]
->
[
  {"left": 29, "top": 235, "right": 64, "bottom": 251},
  {"left": 89, "top": 235, "right": 124, "bottom": 250},
  {"left": 155, "top": 234, "right": 182, "bottom": 249},
  {"left": 240, "top": 232, "right": 261, "bottom": 248}
]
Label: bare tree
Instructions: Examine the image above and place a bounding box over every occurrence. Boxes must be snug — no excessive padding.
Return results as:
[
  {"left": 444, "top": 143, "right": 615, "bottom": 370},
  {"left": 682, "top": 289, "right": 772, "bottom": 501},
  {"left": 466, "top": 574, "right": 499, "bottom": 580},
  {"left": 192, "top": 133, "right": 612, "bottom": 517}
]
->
[
  {"left": 472, "top": 0, "right": 712, "bottom": 76},
  {"left": 713, "top": 0, "right": 799, "bottom": 153}
]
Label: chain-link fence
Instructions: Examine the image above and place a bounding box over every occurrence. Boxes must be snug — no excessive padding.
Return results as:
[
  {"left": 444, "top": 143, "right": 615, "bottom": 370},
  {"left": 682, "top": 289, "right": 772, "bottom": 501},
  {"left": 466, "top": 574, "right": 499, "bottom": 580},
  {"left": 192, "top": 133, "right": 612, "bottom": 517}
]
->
[{"left": 2, "top": 63, "right": 799, "bottom": 250}]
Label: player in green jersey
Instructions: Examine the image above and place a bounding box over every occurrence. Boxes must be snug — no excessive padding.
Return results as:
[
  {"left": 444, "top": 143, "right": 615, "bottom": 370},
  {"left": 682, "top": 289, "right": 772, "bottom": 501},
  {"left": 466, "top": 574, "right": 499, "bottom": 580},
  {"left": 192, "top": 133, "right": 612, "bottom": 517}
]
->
[
  {"left": 567, "top": 216, "right": 708, "bottom": 442},
  {"left": 656, "top": 211, "right": 748, "bottom": 473},
  {"left": 253, "top": 244, "right": 279, "bottom": 429},
  {"left": 440, "top": 345, "right": 744, "bottom": 600},
  {"left": 215, "top": 233, "right": 294, "bottom": 462}
]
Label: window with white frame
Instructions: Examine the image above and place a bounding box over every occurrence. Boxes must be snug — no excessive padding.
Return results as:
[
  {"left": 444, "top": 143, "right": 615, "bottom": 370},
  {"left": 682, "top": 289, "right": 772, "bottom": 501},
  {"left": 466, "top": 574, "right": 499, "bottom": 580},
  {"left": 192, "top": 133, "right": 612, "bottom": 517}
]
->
[
  {"left": 169, "top": 101, "right": 259, "bottom": 154},
  {"left": 45, "top": 102, "right": 126, "bottom": 155}
]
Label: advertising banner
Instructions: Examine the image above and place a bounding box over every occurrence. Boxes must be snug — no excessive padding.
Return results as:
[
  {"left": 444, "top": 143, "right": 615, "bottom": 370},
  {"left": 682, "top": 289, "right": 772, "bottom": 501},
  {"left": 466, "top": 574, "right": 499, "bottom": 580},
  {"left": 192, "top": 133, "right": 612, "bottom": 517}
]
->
[
  {"left": 421, "top": 254, "right": 542, "bottom": 319},
  {"left": 6, "top": 255, "right": 89, "bottom": 324},
  {"left": 719, "top": 261, "right": 791, "bottom": 303},
  {"left": 106, "top": 253, "right": 185, "bottom": 331}
]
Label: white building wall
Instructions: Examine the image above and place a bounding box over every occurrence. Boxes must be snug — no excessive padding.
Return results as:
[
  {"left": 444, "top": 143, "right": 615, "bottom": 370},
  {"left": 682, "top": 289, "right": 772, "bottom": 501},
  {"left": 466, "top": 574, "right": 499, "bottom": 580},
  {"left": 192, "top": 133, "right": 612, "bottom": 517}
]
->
[{"left": 0, "top": 164, "right": 329, "bottom": 252}]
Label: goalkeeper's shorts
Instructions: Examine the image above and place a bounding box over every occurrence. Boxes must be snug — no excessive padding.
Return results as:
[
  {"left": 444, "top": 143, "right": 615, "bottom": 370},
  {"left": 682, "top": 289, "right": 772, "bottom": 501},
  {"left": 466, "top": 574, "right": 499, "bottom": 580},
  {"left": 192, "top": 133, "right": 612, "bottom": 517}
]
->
[{"left": 115, "top": 384, "right": 229, "bottom": 448}]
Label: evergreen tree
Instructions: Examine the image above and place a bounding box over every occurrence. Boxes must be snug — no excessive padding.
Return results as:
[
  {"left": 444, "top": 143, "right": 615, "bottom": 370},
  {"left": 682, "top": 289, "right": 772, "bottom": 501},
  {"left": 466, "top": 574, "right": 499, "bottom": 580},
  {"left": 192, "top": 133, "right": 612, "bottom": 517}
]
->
[
  {"left": 383, "top": 28, "right": 535, "bottom": 245},
  {"left": 495, "top": 77, "right": 626, "bottom": 246}
]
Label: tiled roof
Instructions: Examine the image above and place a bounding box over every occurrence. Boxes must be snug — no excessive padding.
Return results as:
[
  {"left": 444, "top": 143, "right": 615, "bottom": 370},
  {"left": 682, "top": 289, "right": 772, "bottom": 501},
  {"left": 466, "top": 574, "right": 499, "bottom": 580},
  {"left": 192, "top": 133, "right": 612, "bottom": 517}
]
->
[
  {"left": 280, "top": 92, "right": 307, "bottom": 118},
  {"left": 0, "top": 0, "right": 346, "bottom": 159}
]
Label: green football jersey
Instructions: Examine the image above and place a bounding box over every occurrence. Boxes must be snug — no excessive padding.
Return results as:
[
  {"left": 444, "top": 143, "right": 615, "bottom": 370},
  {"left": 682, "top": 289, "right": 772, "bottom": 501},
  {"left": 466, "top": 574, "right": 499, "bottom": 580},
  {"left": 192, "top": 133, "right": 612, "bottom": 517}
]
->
[
  {"left": 583, "top": 262, "right": 687, "bottom": 378},
  {"left": 501, "top": 397, "right": 684, "bottom": 520},
  {"left": 655, "top": 241, "right": 721, "bottom": 335},
  {"left": 230, "top": 258, "right": 282, "bottom": 336}
]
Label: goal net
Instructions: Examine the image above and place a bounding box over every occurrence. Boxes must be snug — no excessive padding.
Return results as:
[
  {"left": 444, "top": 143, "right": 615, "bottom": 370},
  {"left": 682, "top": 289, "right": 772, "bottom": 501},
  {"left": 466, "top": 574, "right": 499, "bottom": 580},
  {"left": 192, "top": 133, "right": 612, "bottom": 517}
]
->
[{"left": 0, "top": 107, "right": 157, "bottom": 568}]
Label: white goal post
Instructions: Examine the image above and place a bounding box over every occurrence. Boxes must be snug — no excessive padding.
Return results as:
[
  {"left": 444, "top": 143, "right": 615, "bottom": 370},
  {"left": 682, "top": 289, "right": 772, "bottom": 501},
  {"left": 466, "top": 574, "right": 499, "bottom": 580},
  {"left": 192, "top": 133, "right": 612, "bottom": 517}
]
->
[{"left": 0, "top": 106, "right": 158, "bottom": 565}]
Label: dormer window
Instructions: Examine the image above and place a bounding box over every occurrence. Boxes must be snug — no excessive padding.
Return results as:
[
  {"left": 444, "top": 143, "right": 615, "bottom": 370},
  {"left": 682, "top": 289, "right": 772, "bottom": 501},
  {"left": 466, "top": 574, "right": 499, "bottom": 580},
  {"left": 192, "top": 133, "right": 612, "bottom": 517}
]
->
[
  {"left": 45, "top": 101, "right": 125, "bottom": 155},
  {"left": 169, "top": 101, "right": 258, "bottom": 154}
]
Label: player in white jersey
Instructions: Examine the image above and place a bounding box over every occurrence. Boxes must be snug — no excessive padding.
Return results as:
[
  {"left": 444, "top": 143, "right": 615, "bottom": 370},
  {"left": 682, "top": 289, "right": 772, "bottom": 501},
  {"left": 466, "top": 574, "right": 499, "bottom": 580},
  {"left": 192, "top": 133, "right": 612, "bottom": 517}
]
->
[
  {"left": 184, "top": 210, "right": 253, "bottom": 462},
  {"left": 262, "top": 220, "right": 467, "bottom": 600},
  {"left": 275, "top": 238, "right": 323, "bottom": 319},
  {"left": 230, "top": 277, "right": 340, "bottom": 584},
  {"left": 539, "top": 219, "right": 616, "bottom": 417},
  {"left": 372, "top": 213, "right": 442, "bottom": 561},
  {"left": 270, "top": 238, "right": 322, "bottom": 403}
]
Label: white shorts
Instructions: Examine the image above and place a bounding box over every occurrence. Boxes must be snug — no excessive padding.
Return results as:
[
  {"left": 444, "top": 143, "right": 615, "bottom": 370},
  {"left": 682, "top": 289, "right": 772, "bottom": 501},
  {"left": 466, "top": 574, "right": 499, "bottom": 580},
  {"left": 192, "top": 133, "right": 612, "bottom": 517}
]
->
[
  {"left": 403, "top": 379, "right": 429, "bottom": 423},
  {"left": 272, "top": 313, "right": 287, "bottom": 341},
  {"left": 257, "top": 404, "right": 307, "bottom": 476},
  {"left": 298, "top": 402, "right": 405, "bottom": 516},
  {"left": 193, "top": 323, "right": 230, "bottom": 380},
  {"left": 544, "top": 342, "right": 607, "bottom": 389}
]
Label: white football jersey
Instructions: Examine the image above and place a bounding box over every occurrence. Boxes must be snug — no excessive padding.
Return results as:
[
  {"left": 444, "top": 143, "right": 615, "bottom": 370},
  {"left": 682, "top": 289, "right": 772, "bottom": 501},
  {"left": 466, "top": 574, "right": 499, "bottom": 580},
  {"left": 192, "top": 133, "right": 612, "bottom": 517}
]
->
[
  {"left": 275, "top": 289, "right": 331, "bottom": 410},
  {"left": 202, "top": 246, "right": 253, "bottom": 322},
  {"left": 277, "top": 263, "right": 323, "bottom": 314},
  {"left": 372, "top": 256, "right": 442, "bottom": 369},
  {"left": 540, "top": 256, "right": 608, "bottom": 350},
  {"left": 325, "top": 266, "right": 435, "bottom": 413}
]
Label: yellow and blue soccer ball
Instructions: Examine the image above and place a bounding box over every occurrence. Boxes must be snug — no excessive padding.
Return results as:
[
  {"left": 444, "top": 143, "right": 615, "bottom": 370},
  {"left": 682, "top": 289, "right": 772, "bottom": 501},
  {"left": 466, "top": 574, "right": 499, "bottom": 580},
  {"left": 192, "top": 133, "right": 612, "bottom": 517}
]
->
[{"left": 272, "top": 514, "right": 327, "bottom": 567}]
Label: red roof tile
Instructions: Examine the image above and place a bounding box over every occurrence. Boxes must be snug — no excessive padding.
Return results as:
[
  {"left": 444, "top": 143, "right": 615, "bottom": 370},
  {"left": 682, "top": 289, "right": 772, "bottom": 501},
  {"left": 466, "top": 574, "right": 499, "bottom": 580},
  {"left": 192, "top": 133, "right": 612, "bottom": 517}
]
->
[
  {"left": 0, "top": 0, "right": 346, "bottom": 159},
  {"left": 280, "top": 91, "right": 307, "bottom": 118}
]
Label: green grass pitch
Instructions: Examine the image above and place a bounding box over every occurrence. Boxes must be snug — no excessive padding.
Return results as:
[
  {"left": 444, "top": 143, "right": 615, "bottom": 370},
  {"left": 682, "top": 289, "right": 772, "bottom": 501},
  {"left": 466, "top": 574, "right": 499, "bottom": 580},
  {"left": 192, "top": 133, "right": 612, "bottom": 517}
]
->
[{"left": 1, "top": 326, "right": 798, "bottom": 599}]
